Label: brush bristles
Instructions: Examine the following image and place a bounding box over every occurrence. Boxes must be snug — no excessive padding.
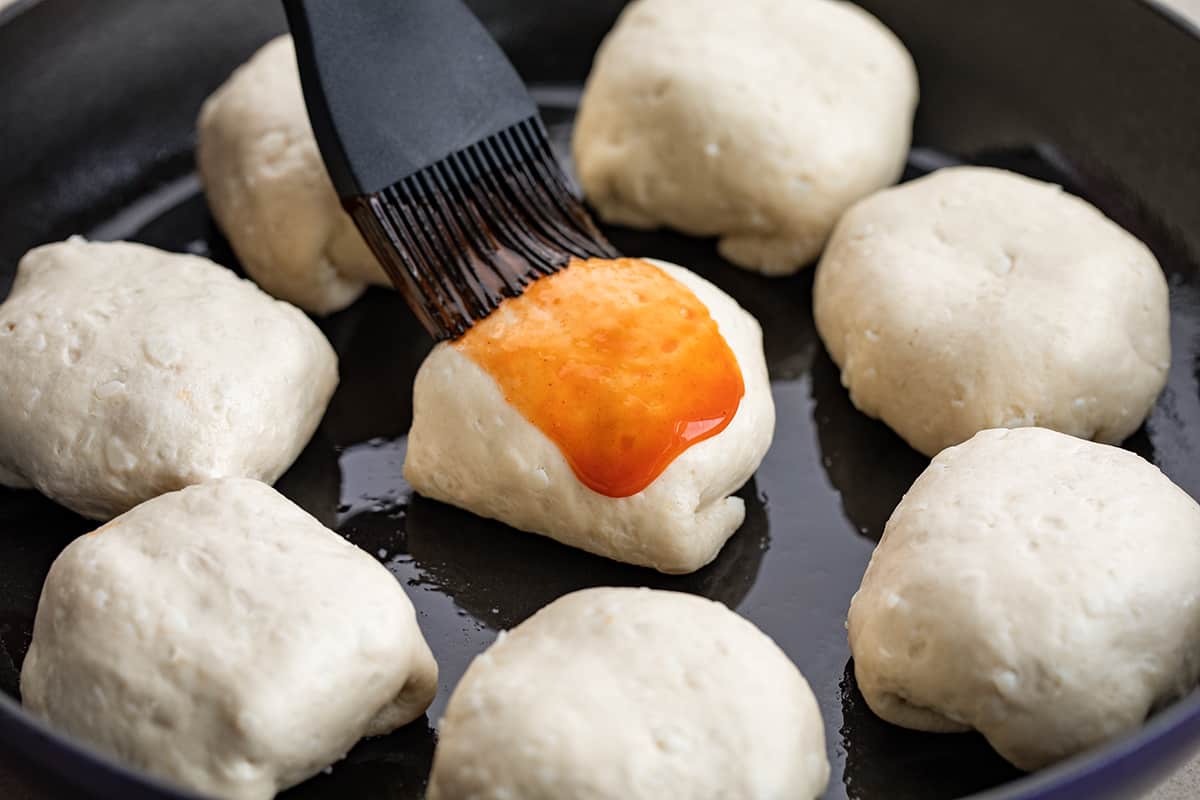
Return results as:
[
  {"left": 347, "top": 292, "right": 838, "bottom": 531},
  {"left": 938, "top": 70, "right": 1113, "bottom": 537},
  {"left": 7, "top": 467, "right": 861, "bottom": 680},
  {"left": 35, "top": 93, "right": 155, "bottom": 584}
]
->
[{"left": 346, "top": 117, "right": 618, "bottom": 341}]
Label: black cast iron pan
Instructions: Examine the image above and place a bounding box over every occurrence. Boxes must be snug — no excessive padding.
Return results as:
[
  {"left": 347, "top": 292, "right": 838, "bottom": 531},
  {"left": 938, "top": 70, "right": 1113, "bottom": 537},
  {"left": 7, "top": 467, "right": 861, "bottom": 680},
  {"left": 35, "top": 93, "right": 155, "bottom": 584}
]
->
[{"left": 1, "top": 1, "right": 1199, "bottom": 798}]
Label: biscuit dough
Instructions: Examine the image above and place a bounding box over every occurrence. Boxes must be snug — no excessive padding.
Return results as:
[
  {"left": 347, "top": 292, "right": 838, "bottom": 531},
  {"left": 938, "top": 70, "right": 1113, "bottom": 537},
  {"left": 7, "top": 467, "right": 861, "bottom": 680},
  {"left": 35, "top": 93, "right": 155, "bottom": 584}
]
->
[
  {"left": 21, "top": 478, "right": 438, "bottom": 800},
  {"left": 848, "top": 428, "right": 1200, "bottom": 770},
  {"left": 403, "top": 259, "right": 774, "bottom": 574},
  {"left": 0, "top": 238, "right": 337, "bottom": 520},
  {"left": 813, "top": 167, "right": 1170, "bottom": 457},
  {"left": 573, "top": 0, "right": 917, "bottom": 275},
  {"left": 197, "top": 35, "right": 388, "bottom": 315},
  {"left": 428, "top": 587, "right": 829, "bottom": 799}
]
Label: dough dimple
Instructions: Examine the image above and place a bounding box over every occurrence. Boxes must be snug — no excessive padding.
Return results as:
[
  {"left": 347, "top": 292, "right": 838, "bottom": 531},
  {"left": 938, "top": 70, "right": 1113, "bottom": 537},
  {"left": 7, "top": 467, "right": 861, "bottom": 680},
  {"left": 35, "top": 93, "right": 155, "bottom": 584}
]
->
[
  {"left": 848, "top": 427, "right": 1200, "bottom": 770},
  {"left": 20, "top": 478, "right": 438, "bottom": 800},
  {"left": 428, "top": 587, "right": 829, "bottom": 799},
  {"left": 197, "top": 35, "right": 388, "bottom": 315},
  {"left": 813, "top": 166, "right": 1170, "bottom": 457},
  {"left": 573, "top": 0, "right": 917, "bottom": 275},
  {"left": 0, "top": 238, "right": 338, "bottom": 520},
  {"left": 403, "top": 259, "right": 775, "bottom": 574}
]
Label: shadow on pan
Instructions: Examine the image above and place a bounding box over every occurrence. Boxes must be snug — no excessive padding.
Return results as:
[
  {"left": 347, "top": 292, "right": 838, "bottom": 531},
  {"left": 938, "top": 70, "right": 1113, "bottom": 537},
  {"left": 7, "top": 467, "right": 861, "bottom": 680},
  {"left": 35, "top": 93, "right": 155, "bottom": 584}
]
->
[
  {"left": 839, "top": 660, "right": 1024, "bottom": 800},
  {"left": 403, "top": 480, "right": 770, "bottom": 629}
]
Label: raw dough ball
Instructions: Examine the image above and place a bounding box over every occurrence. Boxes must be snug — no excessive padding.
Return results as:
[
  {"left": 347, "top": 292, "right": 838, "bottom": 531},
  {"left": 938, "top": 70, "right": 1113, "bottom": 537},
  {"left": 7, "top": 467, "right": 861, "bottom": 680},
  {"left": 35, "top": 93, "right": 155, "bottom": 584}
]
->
[
  {"left": 848, "top": 427, "right": 1200, "bottom": 770},
  {"left": 197, "top": 35, "right": 387, "bottom": 315},
  {"left": 573, "top": 0, "right": 917, "bottom": 275},
  {"left": 403, "top": 259, "right": 774, "bottom": 574},
  {"left": 814, "top": 166, "right": 1170, "bottom": 457},
  {"left": 428, "top": 587, "right": 829, "bottom": 799},
  {"left": 0, "top": 238, "right": 338, "bottom": 520},
  {"left": 21, "top": 478, "right": 438, "bottom": 800}
]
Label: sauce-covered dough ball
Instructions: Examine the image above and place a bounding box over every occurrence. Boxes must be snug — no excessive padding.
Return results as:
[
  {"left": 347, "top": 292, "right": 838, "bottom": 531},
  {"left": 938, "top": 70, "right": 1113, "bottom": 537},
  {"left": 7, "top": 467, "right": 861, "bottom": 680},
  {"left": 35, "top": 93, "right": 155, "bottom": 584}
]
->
[{"left": 404, "top": 258, "right": 774, "bottom": 574}]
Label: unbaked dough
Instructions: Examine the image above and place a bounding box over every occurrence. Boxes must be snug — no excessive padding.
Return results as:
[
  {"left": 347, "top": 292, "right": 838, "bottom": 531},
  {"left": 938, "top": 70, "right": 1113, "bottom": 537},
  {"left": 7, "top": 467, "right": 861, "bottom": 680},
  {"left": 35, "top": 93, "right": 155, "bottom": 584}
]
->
[
  {"left": 403, "top": 259, "right": 774, "bottom": 574},
  {"left": 197, "top": 35, "right": 388, "bottom": 315},
  {"left": 573, "top": 0, "right": 917, "bottom": 275},
  {"left": 848, "top": 427, "right": 1200, "bottom": 770},
  {"left": 813, "top": 166, "right": 1170, "bottom": 457},
  {"left": 21, "top": 478, "right": 438, "bottom": 800},
  {"left": 427, "top": 587, "right": 828, "bottom": 799},
  {"left": 0, "top": 238, "right": 338, "bottom": 520}
]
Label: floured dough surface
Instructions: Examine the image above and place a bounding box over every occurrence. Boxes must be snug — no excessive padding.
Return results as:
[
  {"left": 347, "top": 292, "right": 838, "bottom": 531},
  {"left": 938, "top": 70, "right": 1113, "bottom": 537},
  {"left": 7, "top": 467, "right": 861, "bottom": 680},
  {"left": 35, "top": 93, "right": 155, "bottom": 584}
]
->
[
  {"left": 813, "top": 166, "right": 1170, "bottom": 457},
  {"left": 848, "top": 428, "right": 1200, "bottom": 770},
  {"left": 573, "top": 0, "right": 917, "bottom": 275},
  {"left": 403, "top": 259, "right": 774, "bottom": 574},
  {"left": 0, "top": 238, "right": 338, "bottom": 520},
  {"left": 197, "top": 35, "right": 387, "bottom": 315},
  {"left": 21, "top": 478, "right": 438, "bottom": 800},
  {"left": 427, "top": 587, "right": 829, "bottom": 799}
]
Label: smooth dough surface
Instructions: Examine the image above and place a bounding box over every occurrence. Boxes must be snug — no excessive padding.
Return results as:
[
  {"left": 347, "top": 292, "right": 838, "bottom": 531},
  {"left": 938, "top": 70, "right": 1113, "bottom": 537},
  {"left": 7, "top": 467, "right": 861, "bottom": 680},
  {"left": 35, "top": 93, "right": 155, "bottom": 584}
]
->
[
  {"left": 0, "top": 238, "right": 338, "bottom": 520},
  {"left": 21, "top": 478, "right": 438, "bottom": 800},
  {"left": 197, "top": 35, "right": 387, "bottom": 315},
  {"left": 573, "top": 0, "right": 917, "bottom": 275},
  {"left": 428, "top": 587, "right": 829, "bottom": 799},
  {"left": 848, "top": 428, "right": 1200, "bottom": 770},
  {"left": 403, "top": 259, "right": 774, "bottom": 574},
  {"left": 813, "top": 166, "right": 1170, "bottom": 457}
]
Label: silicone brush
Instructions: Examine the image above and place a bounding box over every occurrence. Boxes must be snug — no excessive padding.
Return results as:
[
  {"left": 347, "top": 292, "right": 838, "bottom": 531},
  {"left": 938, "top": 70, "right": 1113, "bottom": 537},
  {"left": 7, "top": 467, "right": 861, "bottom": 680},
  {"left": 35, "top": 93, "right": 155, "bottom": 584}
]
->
[{"left": 284, "top": 0, "right": 618, "bottom": 340}]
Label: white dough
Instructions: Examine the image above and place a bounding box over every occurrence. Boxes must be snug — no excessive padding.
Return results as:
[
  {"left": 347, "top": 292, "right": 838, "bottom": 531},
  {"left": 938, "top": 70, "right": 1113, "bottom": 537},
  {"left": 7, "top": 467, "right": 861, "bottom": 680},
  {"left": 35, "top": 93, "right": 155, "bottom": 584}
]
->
[
  {"left": 428, "top": 587, "right": 829, "bottom": 799},
  {"left": 573, "top": 0, "right": 917, "bottom": 275},
  {"left": 21, "top": 478, "right": 438, "bottom": 800},
  {"left": 813, "top": 166, "right": 1171, "bottom": 457},
  {"left": 403, "top": 259, "right": 774, "bottom": 574},
  {"left": 0, "top": 238, "right": 338, "bottom": 520},
  {"left": 848, "top": 428, "right": 1200, "bottom": 771},
  {"left": 197, "top": 35, "right": 388, "bottom": 315}
]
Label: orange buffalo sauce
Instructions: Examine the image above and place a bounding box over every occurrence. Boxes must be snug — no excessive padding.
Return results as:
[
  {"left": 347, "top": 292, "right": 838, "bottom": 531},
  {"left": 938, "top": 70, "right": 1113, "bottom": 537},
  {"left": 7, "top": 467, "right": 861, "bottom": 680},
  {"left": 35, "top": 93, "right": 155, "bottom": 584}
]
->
[{"left": 454, "top": 258, "right": 744, "bottom": 497}]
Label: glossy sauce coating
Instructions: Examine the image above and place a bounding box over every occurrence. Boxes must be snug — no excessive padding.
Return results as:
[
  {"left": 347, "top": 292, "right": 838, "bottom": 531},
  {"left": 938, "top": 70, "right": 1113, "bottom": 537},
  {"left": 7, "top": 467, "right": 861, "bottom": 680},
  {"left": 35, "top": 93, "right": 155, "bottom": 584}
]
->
[{"left": 454, "top": 258, "right": 745, "bottom": 497}]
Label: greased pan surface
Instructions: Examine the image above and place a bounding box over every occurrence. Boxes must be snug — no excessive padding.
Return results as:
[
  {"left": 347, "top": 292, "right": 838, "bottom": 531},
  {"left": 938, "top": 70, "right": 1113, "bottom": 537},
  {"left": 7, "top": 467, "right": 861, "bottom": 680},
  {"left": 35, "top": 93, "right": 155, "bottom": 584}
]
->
[{"left": 1, "top": 1, "right": 1200, "bottom": 799}]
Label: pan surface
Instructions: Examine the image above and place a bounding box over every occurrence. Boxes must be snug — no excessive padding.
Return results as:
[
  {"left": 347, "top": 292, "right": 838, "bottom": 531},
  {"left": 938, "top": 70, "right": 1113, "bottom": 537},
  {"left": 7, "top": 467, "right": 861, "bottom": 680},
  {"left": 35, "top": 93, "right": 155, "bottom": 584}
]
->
[{"left": 1, "top": 1, "right": 1199, "bottom": 799}]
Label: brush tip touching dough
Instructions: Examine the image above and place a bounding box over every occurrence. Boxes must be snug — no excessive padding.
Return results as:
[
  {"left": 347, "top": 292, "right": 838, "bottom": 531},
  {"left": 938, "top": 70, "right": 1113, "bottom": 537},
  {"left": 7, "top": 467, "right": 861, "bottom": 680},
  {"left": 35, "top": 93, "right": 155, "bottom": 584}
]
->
[
  {"left": 428, "top": 587, "right": 829, "bottom": 800},
  {"left": 403, "top": 259, "right": 774, "bottom": 574},
  {"left": 21, "top": 478, "right": 438, "bottom": 800},
  {"left": 848, "top": 427, "right": 1200, "bottom": 770},
  {"left": 813, "top": 166, "right": 1170, "bottom": 457},
  {"left": 573, "top": 0, "right": 917, "bottom": 275},
  {"left": 0, "top": 238, "right": 338, "bottom": 520},
  {"left": 197, "top": 35, "right": 387, "bottom": 315}
]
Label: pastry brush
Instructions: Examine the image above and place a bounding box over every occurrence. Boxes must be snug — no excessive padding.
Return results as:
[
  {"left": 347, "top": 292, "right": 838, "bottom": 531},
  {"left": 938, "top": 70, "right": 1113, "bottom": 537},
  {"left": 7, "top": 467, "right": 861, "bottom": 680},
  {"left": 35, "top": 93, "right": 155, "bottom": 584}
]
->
[{"left": 283, "top": 0, "right": 618, "bottom": 340}]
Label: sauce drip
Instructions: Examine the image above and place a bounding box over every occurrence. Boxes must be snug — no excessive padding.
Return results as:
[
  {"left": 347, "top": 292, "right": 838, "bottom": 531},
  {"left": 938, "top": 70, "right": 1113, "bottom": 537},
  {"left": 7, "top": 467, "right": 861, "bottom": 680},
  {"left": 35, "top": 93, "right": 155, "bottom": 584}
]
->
[{"left": 455, "top": 258, "right": 745, "bottom": 497}]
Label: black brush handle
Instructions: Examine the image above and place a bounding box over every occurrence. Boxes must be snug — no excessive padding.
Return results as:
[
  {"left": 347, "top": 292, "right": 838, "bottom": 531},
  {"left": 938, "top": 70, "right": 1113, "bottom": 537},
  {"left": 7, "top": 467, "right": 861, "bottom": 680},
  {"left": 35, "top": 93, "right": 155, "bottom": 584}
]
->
[{"left": 284, "top": 0, "right": 537, "bottom": 197}]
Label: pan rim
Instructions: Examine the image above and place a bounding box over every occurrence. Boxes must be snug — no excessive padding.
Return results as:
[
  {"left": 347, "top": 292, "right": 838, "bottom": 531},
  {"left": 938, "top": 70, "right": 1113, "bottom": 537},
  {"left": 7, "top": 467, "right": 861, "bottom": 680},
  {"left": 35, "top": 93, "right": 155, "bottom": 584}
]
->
[
  {"left": 0, "top": 0, "right": 40, "bottom": 26},
  {"left": 1144, "top": 0, "right": 1200, "bottom": 38}
]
